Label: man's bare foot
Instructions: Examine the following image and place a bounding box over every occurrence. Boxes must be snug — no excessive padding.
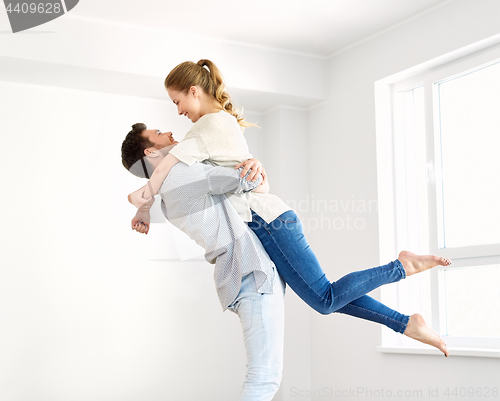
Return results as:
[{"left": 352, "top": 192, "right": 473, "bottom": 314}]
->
[
  {"left": 404, "top": 314, "right": 449, "bottom": 357},
  {"left": 398, "top": 251, "right": 451, "bottom": 277}
]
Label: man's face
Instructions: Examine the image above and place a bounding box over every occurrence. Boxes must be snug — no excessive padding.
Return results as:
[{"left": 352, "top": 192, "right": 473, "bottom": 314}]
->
[{"left": 141, "top": 129, "right": 178, "bottom": 155}]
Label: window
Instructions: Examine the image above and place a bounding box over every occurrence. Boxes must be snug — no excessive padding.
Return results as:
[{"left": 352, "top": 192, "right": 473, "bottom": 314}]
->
[
  {"left": 376, "top": 43, "right": 500, "bottom": 356},
  {"left": 434, "top": 61, "right": 500, "bottom": 251}
]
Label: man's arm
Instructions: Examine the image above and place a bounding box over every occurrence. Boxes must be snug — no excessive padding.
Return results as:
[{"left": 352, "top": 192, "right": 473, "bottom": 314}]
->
[
  {"left": 204, "top": 165, "right": 263, "bottom": 196},
  {"left": 128, "top": 154, "right": 180, "bottom": 208}
]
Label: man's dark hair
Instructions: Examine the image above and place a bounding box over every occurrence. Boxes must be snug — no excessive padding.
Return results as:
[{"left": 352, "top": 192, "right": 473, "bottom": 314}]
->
[{"left": 121, "top": 123, "right": 154, "bottom": 178}]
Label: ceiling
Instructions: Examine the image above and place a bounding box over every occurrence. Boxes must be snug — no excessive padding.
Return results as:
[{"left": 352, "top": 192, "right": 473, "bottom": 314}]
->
[{"left": 68, "top": 0, "right": 454, "bottom": 57}]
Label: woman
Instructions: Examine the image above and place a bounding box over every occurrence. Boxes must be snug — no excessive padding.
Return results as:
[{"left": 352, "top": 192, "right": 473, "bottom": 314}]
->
[{"left": 130, "top": 59, "right": 451, "bottom": 357}]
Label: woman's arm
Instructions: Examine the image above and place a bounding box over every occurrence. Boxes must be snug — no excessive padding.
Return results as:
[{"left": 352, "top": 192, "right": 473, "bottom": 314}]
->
[
  {"left": 131, "top": 203, "right": 152, "bottom": 234},
  {"left": 128, "top": 185, "right": 148, "bottom": 208},
  {"left": 128, "top": 154, "right": 180, "bottom": 208}
]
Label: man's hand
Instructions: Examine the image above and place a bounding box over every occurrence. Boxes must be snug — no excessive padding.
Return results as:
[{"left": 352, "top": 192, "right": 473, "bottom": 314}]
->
[
  {"left": 131, "top": 206, "right": 151, "bottom": 235},
  {"left": 235, "top": 158, "right": 266, "bottom": 182}
]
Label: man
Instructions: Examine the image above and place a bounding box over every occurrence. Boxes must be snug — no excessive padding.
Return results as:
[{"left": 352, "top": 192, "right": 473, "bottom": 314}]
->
[{"left": 121, "top": 123, "right": 285, "bottom": 401}]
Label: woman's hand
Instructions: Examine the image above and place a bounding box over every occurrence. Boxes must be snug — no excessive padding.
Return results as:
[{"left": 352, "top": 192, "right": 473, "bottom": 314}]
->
[
  {"left": 131, "top": 206, "right": 151, "bottom": 235},
  {"left": 235, "top": 158, "right": 266, "bottom": 182}
]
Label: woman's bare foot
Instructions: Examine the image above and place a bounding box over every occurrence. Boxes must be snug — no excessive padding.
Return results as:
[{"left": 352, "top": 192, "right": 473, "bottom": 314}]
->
[
  {"left": 404, "top": 313, "right": 449, "bottom": 357},
  {"left": 398, "top": 251, "right": 451, "bottom": 277}
]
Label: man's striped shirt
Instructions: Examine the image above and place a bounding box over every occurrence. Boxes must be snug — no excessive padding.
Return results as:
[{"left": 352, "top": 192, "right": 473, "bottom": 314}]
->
[{"left": 159, "top": 161, "right": 275, "bottom": 310}]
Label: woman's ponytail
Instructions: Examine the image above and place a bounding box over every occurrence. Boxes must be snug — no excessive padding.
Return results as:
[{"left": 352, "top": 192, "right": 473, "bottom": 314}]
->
[{"left": 165, "top": 59, "right": 257, "bottom": 128}]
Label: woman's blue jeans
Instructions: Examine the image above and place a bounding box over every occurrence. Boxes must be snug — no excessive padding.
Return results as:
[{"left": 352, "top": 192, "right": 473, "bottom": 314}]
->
[{"left": 248, "top": 210, "right": 410, "bottom": 334}]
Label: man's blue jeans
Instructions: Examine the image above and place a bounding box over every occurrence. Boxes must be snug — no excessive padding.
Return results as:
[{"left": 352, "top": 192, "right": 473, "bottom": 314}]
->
[
  {"left": 248, "top": 210, "right": 410, "bottom": 334},
  {"left": 227, "top": 266, "right": 285, "bottom": 401}
]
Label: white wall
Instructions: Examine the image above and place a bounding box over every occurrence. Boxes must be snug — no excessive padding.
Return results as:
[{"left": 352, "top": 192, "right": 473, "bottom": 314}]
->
[
  {"left": 0, "top": 5, "right": 329, "bottom": 400},
  {"left": 261, "top": 107, "right": 312, "bottom": 401},
  {"left": 305, "top": 1, "right": 500, "bottom": 400},
  {"left": 0, "top": 82, "right": 315, "bottom": 401},
  {"left": 0, "top": 81, "right": 257, "bottom": 400}
]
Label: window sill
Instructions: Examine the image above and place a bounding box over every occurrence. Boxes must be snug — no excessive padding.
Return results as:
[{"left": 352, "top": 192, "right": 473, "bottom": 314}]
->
[{"left": 377, "top": 346, "right": 500, "bottom": 358}]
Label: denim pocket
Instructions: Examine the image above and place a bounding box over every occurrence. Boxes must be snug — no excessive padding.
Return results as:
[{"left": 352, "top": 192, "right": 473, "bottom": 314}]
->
[
  {"left": 237, "top": 298, "right": 258, "bottom": 333},
  {"left": 276, "top": 210, "right": 297, "bottom": 224}
]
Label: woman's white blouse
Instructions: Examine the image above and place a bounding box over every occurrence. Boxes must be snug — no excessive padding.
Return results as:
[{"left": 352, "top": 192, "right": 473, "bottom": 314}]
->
[{"left": 169, "top": 111, "right": 291, "bottom": 223}]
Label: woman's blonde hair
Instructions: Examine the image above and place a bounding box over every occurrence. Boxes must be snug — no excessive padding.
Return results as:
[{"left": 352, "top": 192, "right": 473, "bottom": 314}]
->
[{"left": 165, "top": 59, "right": 256, "bottom": 128}]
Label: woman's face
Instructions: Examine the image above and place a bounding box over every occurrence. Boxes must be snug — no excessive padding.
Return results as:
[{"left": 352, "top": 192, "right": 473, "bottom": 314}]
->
[{"left": 167, "top": 87, "right": 202, "bottom": 123}]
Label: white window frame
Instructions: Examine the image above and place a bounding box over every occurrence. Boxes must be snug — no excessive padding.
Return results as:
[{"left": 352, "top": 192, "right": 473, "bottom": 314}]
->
[
  {"left": 375, "top": 38, "right": 500, "bottom": 358},
  {"left": 426, "top": 48, "right": 500, "bottom": 261}
]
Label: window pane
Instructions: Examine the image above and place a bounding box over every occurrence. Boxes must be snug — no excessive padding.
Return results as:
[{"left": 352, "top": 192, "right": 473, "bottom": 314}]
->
[
  {"left": 437, "top": 61, "right": 500, "bottom": 248},
  {"left": 397, "top": 86, "right": 433, "bottom": 323},
  {"left": 402, "top": 86, "right": 429, "bottom": 252},
  {"left": 443, "top": 265, "right": 500, "bottom": 337}
]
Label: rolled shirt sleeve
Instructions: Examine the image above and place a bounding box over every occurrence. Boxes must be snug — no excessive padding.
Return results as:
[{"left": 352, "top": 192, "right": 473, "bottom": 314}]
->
[
  {"left": 206, "top": 166, "right": 262, "bottom": 195},
  {"left": 164, "top": 163, "right": 262, "bottom": 202}
]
